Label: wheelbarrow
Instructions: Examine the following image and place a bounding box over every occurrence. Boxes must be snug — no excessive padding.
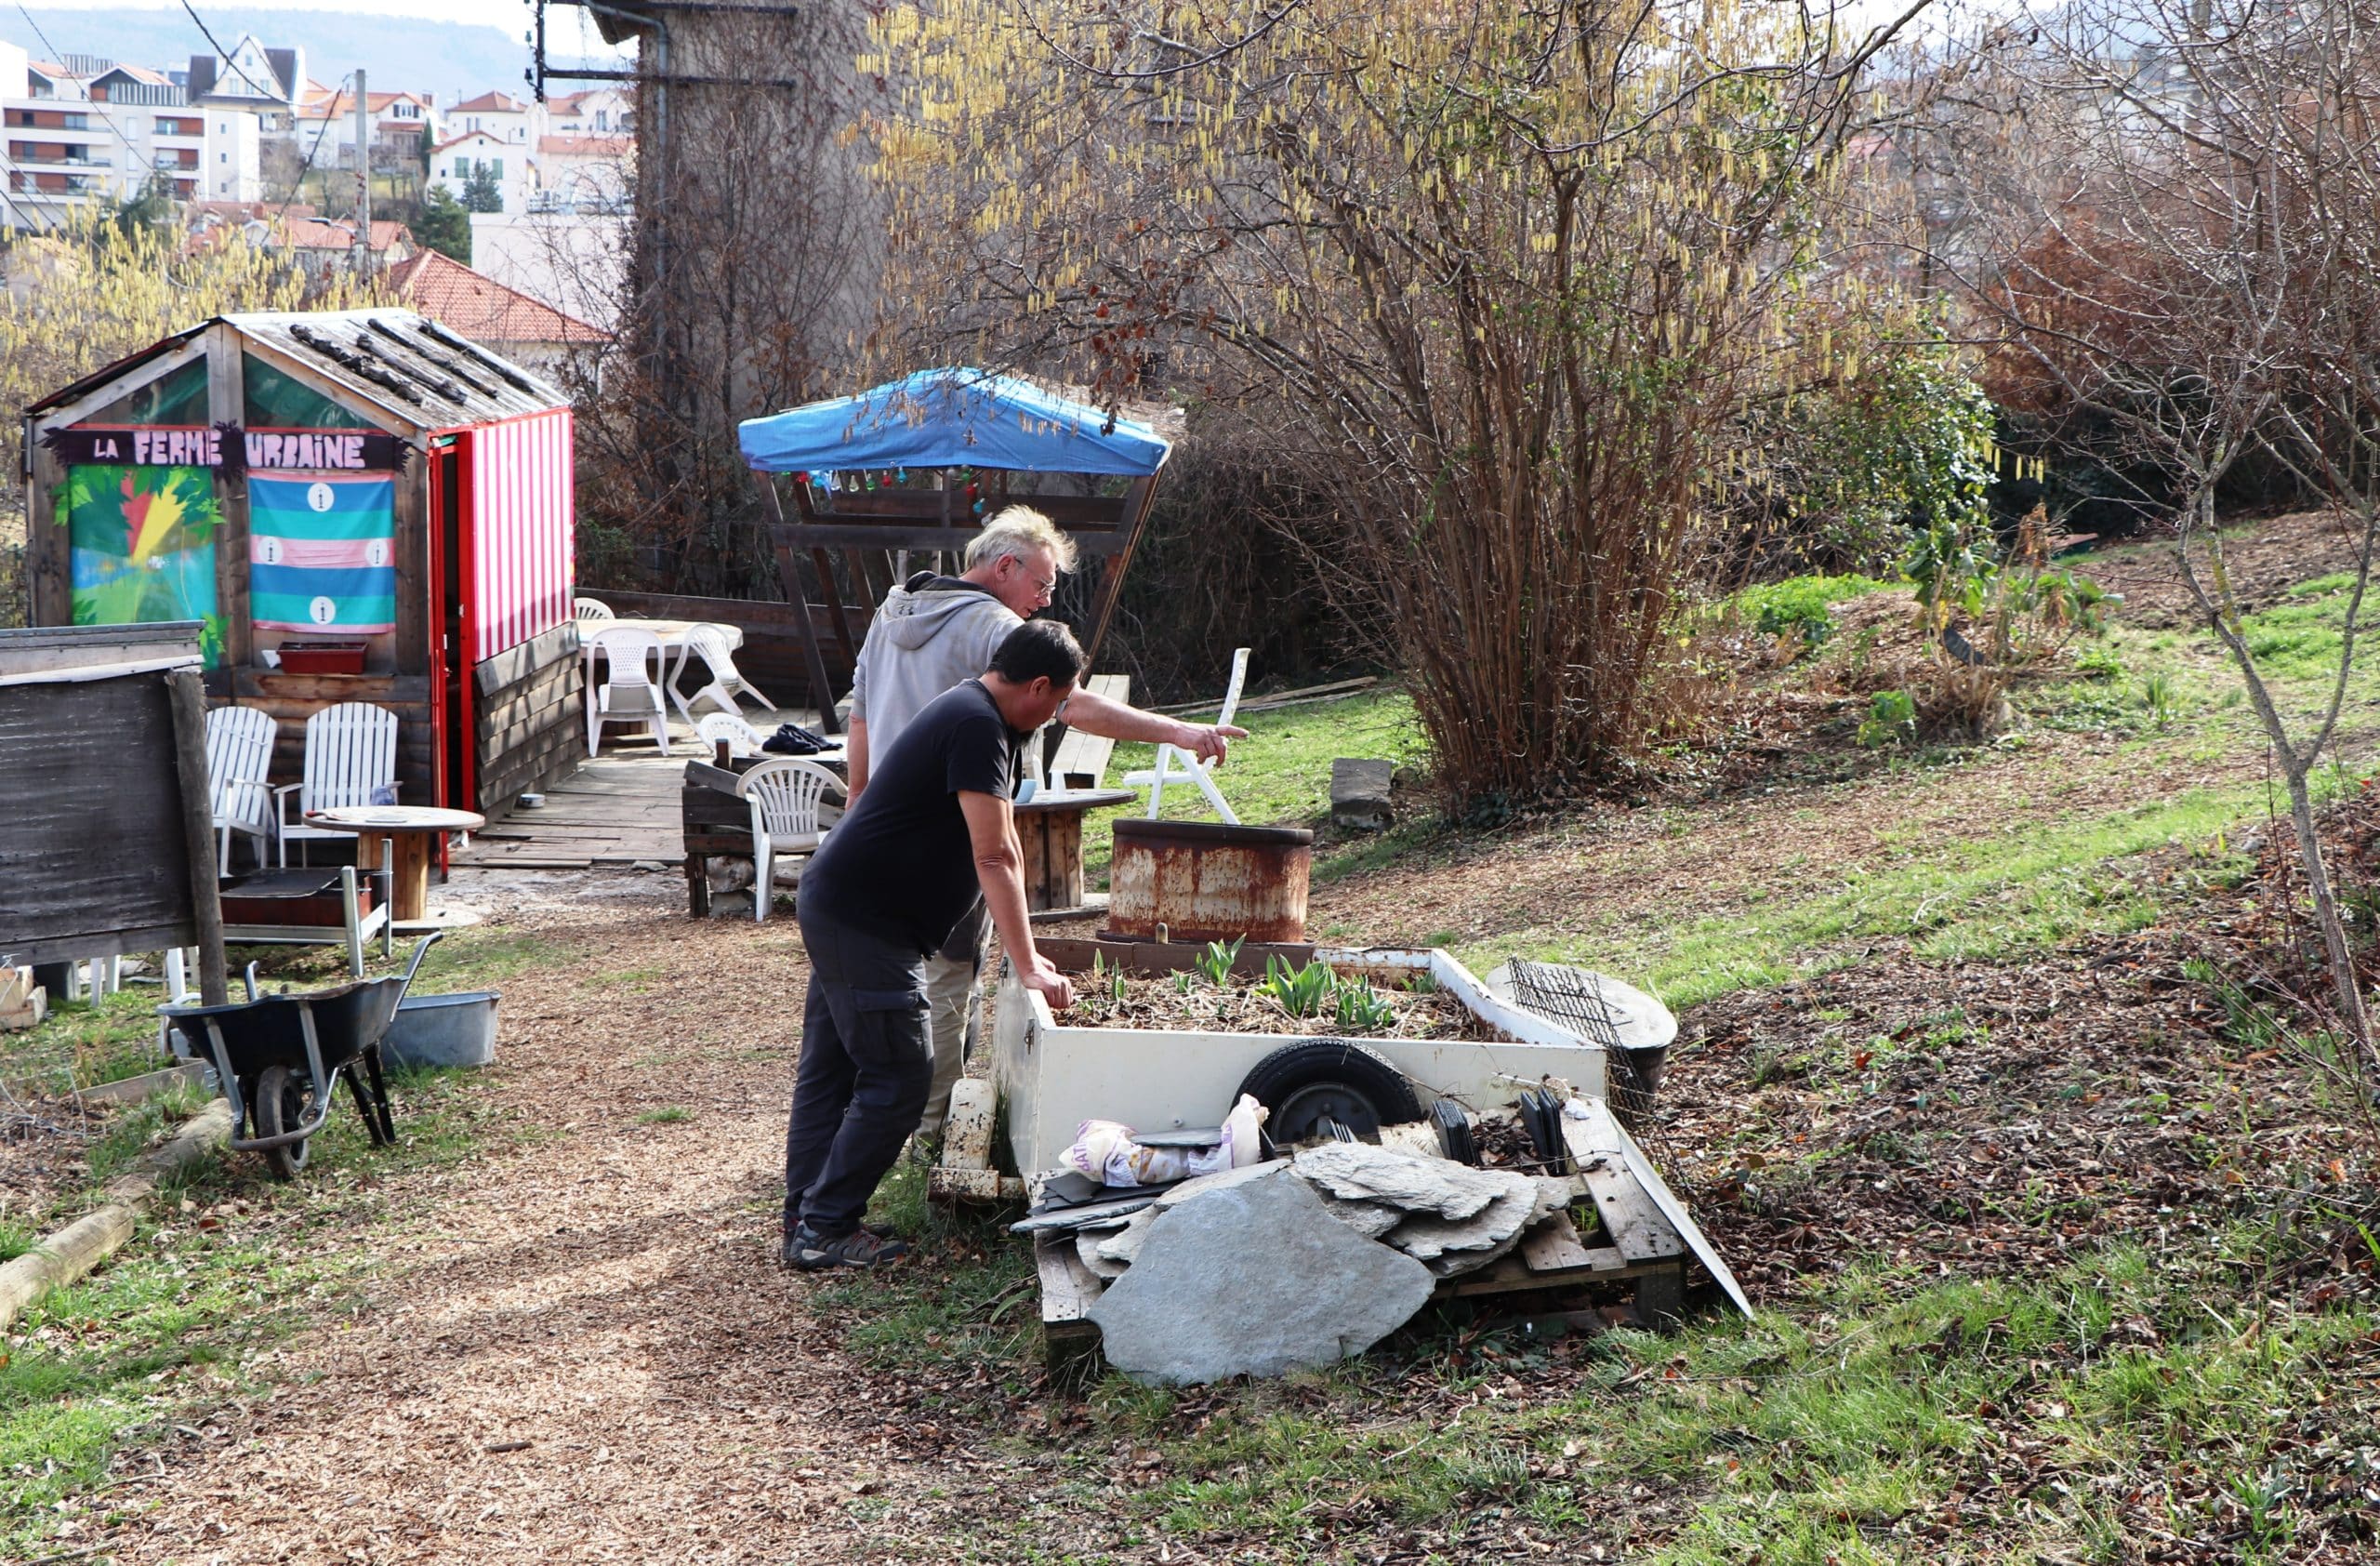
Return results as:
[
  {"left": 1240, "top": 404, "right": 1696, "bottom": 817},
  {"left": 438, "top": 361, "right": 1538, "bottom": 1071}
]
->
[{"left": 160, "top": 932, "right": 444, "bottom": 1179}]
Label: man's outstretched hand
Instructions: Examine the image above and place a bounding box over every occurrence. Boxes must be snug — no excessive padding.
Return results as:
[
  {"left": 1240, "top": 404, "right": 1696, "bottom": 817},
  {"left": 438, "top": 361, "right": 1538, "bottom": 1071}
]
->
[{"left": 1170, "top": 721, "right": 1249, "bottom": 765}]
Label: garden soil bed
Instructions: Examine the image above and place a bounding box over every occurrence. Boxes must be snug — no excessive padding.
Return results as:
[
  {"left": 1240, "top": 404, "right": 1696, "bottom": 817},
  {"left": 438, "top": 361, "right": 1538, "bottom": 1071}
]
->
[{"left": 1049, "top": 967, "right": 1499, "bottom": 1041}]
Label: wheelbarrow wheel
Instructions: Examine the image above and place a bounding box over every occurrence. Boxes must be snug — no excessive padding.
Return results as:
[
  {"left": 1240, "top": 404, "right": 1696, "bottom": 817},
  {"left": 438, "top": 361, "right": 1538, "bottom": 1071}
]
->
[{"left": 254, "top": 1063, "right": 316, "bottom": 1180}]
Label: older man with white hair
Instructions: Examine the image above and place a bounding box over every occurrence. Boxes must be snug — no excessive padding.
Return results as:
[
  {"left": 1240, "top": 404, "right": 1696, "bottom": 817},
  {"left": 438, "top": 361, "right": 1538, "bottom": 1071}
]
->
[{"left": 843, "top": 505, "right": 1244, "bottom": 1148}]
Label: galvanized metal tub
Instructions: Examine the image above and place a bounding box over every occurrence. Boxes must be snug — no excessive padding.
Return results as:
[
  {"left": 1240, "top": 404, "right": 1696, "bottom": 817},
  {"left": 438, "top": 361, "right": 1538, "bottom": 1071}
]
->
[
  {"left": 380, "top": 989, "right": 499, "bottom": 1069},
  {"left": 1103, "top": 818, "right": 1314, "bottom": 944}
]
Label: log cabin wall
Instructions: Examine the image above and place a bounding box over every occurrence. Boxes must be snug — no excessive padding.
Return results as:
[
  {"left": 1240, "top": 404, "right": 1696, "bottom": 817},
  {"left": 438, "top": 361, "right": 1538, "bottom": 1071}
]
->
[{"left": 473, "top": 620, "right": 582, "bottom": 814}]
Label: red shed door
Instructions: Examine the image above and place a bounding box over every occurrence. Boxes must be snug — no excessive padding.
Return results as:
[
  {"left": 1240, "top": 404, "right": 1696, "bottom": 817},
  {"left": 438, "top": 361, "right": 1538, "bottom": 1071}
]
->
[{"left": 429, "top": 433, "right": 473, "bottom": 813}]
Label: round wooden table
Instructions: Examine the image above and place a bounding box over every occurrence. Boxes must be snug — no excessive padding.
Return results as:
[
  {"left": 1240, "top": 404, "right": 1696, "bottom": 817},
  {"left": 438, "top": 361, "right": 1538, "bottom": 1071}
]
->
[
  {"left": 1012, "top": 788, "right": 1138, "bottom": 914},
  {"left": 303, "top": 806, "right": 486, "bottom": 924}
]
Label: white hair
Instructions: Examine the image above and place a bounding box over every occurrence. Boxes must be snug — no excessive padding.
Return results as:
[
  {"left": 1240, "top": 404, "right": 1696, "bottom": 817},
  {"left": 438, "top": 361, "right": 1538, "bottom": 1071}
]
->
[{"left": 963, "top": 506, "right": 1078, "bottom": 574}]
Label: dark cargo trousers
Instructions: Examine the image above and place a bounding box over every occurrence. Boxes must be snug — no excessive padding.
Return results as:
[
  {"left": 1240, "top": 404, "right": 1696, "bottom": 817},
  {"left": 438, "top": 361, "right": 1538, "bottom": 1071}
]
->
[{"left": 782, "top": 900, "right": 933, "bottom": 1241}]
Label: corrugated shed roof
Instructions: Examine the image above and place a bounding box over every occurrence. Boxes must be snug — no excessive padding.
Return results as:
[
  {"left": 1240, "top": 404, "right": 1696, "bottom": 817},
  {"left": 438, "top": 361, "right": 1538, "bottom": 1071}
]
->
[
  {"left": 25, "top": 310, "right": 569, "bottom": 429},
  {"left": 386, "top": 251, "right": 608, "bottom": 347}
]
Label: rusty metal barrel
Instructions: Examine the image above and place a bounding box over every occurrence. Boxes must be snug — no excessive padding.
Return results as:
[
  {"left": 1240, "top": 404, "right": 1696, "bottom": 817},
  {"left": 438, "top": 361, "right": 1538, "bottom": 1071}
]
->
[{"left": 1102, "top": 818, "right": 1315, "bottom": 944}]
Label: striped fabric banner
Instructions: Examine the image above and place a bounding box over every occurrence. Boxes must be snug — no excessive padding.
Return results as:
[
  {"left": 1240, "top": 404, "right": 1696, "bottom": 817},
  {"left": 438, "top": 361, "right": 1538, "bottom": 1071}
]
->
[
  {"left": 468, "top": 408, "right": 575, "bottom": 663},
  {"left": 250, "top": 474, "right": 398, "bottom": 631}
]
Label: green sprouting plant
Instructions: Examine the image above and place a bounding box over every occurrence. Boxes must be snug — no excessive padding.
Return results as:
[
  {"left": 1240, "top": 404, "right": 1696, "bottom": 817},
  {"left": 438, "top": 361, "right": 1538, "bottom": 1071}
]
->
[
  {"left": 1257, "top": 954, "right": 1339, "bottom": 1018},
  {"left": 2142, "top": 671, "right": 2178, "bottom": 728},
  {"left": 1334, "top": 977, "right": 1399, "bottom": 1032},
  {"left": 1195, "top": 936, "right": 1245, "bottom": 989},
  {"left": 1858, "top": 689, "right": 1918, "bottom": 748},
  {"left": 2073, "top": 644, "right": 2124, "bottom": 681},
  {"left": 1174, "top": 970, "right": 1194, "bottom": 996},
  {"left": 1402, "top": 967, "right": 1440, "bottom": 994}
]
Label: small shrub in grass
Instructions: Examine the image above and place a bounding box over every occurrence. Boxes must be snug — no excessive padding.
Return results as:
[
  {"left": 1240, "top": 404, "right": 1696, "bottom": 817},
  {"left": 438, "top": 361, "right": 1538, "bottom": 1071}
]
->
[
  {"left": 1858, "top": 690, "right": 1917, "bottom": 748},
  {"left": 1731, "top": 574, "right": 1894, "bottom": 655},
  {"left": 2141, "top": 671, "right": 2179, "bottom": 728},
  {"left": 2073, "top": 644, "right": 2124, "bottom": 681}
]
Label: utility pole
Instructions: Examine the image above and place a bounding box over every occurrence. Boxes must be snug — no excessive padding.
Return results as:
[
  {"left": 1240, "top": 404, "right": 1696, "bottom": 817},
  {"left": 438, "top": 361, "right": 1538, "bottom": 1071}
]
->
[{"left": 352, "top": 68, "right": 372, "bottom": 275}]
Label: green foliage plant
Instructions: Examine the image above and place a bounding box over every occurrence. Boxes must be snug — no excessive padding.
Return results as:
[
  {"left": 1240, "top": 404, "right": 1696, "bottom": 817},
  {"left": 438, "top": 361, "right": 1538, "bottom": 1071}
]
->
[
  {"left": 414, "top": 184, "right": 472, "bottom": 262},
  {"left": 1257, "top": 955, "right": 1339, "bottom": 1019},
  {"left": 1858, "top": 689, "right": 1917, "bottom": 748},
  {"left": 1333, "top": 977, "right": 1399, "bottom": 1032},
  {"left": 1196, "top": 936, "right": 1245, "bottom": 989}
]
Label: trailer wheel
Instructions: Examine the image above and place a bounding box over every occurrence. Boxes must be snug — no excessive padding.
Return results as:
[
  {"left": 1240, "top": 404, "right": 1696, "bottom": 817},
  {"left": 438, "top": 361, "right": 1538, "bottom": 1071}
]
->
[
  {"left": 255, "top": 1064, "right": 315, "bottom": 1180},
  {"left": 1236, "top": 1041, "right": 1423, "bottom": 1148}
]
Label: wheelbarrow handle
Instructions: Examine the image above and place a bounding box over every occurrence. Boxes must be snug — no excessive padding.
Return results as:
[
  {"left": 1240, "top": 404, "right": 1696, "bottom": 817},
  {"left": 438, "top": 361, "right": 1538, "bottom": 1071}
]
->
[{"left": 394, "top": 929, "right": 447, "bottom": 1003}]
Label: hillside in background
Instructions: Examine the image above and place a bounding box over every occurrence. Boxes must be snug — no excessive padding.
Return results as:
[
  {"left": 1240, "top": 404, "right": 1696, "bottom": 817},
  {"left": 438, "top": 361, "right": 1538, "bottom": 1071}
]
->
[{"left": 2, "top": 7, "right": 629, "bottom": 102}]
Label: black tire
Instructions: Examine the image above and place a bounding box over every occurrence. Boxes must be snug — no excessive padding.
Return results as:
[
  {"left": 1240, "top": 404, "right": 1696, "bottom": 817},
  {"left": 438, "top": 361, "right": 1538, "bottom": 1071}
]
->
[
  {"left": 255, "top": 1063, "right": 315, "bottom": 1180},
  {"left": 1235, "top": 1041, "right": 1424, "bottom": 1148}
]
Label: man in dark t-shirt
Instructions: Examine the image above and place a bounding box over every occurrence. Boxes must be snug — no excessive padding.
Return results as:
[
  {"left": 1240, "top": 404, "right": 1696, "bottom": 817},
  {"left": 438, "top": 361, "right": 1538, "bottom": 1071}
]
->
[{"left": 780, "top": 619, "right": 1082, "bottom": 1270}]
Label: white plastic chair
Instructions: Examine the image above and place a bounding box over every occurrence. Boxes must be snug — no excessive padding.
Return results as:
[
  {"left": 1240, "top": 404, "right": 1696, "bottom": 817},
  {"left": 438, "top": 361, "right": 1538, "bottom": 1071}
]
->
[
  {"left": 587, "top": 626, "right": 672, "bottom": 757},
  {"left": 205, "top": 704, "right": 278, "bottom": 875},
  {"left": 274, "top": 702, "right": 400, "bottom": 867},
  {"left": 1124, "top": 647, "right": 1249, "bottom": 824},
  {"left": 734, "top": 758, "right": 837, "bottom": 922},
  {"left": 697, "top": 711, "right": 769, "bottom": 758},
  {"left": 673, "top": 623, "right": 780, "bottom": 723},
  {"left": 574, "top": 596, "right": 615, "bottom": 622}
]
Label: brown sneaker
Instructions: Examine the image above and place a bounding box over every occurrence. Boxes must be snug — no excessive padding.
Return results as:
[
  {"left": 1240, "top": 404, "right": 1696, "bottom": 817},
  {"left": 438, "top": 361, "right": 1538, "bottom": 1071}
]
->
[{"left": 784, "top": 1223, "right": 911, "bottom": 1271}]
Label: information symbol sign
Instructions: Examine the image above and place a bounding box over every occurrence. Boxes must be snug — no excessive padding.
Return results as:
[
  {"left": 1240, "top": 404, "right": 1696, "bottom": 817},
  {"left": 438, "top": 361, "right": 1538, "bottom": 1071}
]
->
[
  {"left": 307, "top": 482, "right": 336, "bottom": 512},
  {"left": 310, "top": 596, "right": 337, "bottom": 625},
  {"left": 258, "top": 537, "right": 283, "bottom": 564},
  {"left": 365, "top": 539, "right": 390, "bottom": 567}
]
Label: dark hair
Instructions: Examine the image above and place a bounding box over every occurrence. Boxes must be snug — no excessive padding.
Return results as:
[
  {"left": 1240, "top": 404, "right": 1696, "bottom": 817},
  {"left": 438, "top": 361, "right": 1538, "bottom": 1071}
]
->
[{"left": 989, "top": 617, "right": 1087, "bottom": 687}]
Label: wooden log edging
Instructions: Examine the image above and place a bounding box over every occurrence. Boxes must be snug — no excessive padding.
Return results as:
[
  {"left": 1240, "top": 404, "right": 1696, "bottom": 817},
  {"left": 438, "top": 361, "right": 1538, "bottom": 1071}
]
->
[{"left": 0, "top": 1097, "right": 235, "bottom": 1334}]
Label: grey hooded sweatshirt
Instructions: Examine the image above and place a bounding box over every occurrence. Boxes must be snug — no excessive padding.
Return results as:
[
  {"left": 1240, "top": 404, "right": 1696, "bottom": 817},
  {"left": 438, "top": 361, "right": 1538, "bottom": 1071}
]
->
[{"left": 848, "top": 573, "right": 1024, "bottom": 760}]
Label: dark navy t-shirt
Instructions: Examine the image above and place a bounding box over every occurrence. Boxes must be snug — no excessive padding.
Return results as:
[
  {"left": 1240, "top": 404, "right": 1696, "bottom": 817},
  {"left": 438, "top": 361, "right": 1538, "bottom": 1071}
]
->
[{"left": 798, "top": 679, "right": 1019, "bottom": 953}]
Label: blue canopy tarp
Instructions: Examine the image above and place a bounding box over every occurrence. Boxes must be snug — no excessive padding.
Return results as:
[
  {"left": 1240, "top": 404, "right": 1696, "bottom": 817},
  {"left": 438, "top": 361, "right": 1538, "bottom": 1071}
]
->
[{"left": 737, "top": 367, "right": 1173, "bottom": 479}]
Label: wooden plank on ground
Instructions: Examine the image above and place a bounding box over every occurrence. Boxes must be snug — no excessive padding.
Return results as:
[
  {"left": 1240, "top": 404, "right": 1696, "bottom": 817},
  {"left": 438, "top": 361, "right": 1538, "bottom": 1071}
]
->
[{"left": 1561, "top": 1104, "right": 1685, "bottom": 1264}]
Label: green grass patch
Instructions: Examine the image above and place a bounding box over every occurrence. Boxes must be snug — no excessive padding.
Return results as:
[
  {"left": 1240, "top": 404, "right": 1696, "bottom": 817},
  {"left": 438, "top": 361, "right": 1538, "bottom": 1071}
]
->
[
  {"left": 1087, "top": 686, "right": 1425, "bottom": 879},
  {"left": 637, "top": 1105, "right": 693, "bottom": 1125},
  {"left": 1723, "top": 572, "right": 1897, "bottom": 648},
  {"left": 0, "top": 1057, "right": 503, "bottom": 1556},
  {"left": 1486, "top": 783, "right": 2264, "bottom": 1009}
]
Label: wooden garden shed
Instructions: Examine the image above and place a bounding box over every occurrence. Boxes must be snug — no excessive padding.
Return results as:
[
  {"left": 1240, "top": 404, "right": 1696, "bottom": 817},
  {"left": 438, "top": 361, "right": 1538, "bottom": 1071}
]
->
[{"left": 20, "top": 309, "right": 581, "bottom": 817}]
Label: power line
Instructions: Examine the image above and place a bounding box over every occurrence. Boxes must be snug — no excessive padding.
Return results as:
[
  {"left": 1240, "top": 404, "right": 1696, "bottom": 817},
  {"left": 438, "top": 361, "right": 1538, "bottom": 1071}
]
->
[{"left": 274, "top": 71, "right": 350, "bottom": 228}]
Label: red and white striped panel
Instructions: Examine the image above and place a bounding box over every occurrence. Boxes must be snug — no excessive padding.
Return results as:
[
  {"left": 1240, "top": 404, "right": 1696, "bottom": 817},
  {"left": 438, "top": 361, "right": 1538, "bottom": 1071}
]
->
[{"left": 468, "top": 408, "right": 575, "bottom": 664}]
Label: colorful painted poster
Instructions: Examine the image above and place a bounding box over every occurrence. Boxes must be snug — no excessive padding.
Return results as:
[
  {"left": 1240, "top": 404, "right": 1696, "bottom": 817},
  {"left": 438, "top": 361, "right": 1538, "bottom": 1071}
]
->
[
  {"left": 67, "top": 464, "right": 224, "bottom": 667},
  {"left": 249, "top": 474, "right": 397, "bottom": 632}
]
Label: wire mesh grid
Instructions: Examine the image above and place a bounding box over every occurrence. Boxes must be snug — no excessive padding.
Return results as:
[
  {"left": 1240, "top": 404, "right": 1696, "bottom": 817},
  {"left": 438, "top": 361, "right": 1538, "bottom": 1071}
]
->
[{"left": 1502, "top": 958, "right": 1694, "bottom": 1197}]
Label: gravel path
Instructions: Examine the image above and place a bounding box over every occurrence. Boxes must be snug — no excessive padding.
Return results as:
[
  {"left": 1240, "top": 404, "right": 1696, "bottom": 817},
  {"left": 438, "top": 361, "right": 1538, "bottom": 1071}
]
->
[{"left": 99, "top": 879, "right": 944, "bottom": 1565}]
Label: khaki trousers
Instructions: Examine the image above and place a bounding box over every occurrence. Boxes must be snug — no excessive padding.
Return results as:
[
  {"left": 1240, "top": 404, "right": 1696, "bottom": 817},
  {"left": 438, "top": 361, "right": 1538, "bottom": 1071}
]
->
[{"left": 914, "top": 949, "right": 975, "bottom": 1143}]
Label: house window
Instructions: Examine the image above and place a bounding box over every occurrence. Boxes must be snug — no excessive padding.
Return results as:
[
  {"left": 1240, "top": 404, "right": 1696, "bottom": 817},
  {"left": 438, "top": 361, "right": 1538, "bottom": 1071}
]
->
[{"left": 490, "top": 159, "right": 502, "bottom": 178}]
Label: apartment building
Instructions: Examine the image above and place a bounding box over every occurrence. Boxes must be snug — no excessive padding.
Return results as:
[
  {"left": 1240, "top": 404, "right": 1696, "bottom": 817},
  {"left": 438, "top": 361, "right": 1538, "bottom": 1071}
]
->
[
  {"left": 430, "top": 129, "right": 535, "bottom": 215},
  {"left": 0, "top": 42, "right": 262, "bottom": 225}
]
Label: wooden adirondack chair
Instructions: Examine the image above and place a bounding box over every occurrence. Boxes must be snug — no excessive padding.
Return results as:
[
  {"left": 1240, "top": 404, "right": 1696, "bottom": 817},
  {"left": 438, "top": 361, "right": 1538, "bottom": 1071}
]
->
[
  {"left": 1123, "top": 648, "right": 1250, "bottom": 824},
  {"left": 274, "top": 702, "right": 401, "bottom": 867},
  {"left": 205, "top": 704, "right": 278, "bottom": 875}
]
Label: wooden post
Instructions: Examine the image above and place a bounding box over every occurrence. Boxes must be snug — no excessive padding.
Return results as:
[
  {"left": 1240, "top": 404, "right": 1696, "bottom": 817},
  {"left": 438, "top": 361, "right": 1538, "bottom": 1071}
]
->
[
  {"left": 1081, "top": 473, "right": 1159, "bottom": 671},
  {"left": 165, "top": 668, "right": 229, "bottom": 1005}
]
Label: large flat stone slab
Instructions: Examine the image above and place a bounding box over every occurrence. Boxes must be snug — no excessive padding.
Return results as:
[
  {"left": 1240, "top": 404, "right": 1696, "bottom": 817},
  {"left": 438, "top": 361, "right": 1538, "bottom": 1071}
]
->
[
  {"left": 1088, "top": 1170, "right": 1435, "bottom": 1385},
  {"left": 1293, "top": 1142, "right": 1514, "bottom": 1220},
  {"left": 1329, "top": 758, "right": 1395, "bottom": 830}
]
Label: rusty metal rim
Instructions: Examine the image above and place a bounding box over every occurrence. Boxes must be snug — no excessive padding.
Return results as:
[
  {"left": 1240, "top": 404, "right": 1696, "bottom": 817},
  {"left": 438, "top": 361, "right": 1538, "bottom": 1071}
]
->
[{"left": 1111, "top": 817, "right": 1315, "bottom": 847}]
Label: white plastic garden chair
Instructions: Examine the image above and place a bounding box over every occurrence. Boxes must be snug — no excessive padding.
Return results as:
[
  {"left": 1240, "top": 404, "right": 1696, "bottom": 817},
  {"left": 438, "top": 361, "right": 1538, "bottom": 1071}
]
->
[
  {"left": 205, "top": 703, "right": 278, "bottom": 875},
  {"left": 697, "top": 711, "right": 769, "bottom": 758},
  {"left": 574, "top": 596, "right": 615, "bottom": 622},
  {"left": 673, "top": 623, "right": 781, "bottom": 724},
  {"left": 734, "top": 758, "right": 838, "bottom": 922},
  {"left": 1123, "top": 646, "right": 1249, "bottom": 825},
  {"left": 274, "top": 702, "right": 400, "bottom": 867},
  {"left": 587, "top": 626, "right": 672, "bottom": 757}
]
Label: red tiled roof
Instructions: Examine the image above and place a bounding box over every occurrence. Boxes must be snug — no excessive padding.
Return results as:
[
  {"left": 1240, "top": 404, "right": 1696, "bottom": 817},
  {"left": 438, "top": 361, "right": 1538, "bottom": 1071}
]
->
[
  {"left": 299, "top": 87, "right": 427, "bottom": 119},
  {"left": 386, "top": 249, "right": 607, "bottom": 346},
  {"left": 538, "top": 135, "right": 631, "bottom": 157},
  {"left": 451, "top": 91, "right": 525, "bottom": 113},
  {"left": 431, "top": 129, "right": 509, "bottom": 153},
  {"left": 280, "top": 217, "right": 416, "bottom": 253}
]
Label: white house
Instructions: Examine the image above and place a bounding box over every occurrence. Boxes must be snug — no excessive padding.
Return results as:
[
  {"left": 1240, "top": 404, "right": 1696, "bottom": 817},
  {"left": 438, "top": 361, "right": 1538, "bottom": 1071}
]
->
[
  {"left": 534, "top": 134, "right": 631, "bottom": 213},
  {"left": 430, "top": 129, "right": 534, "bottom": 214},
  {"left": 182, "top": 33, "right": 303, "bottom": 115},
  {"left": 288, "top": 84, "right": 438, "bottom": 168},
  {"left": 545, "top": 87, "right": 633, "bottom": 137},
  {"left": 448, "top": 90, "right": 537, "bottom": 149}
]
